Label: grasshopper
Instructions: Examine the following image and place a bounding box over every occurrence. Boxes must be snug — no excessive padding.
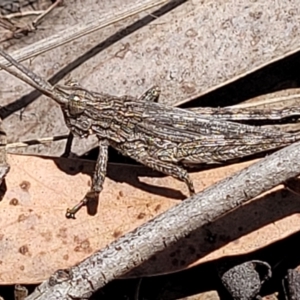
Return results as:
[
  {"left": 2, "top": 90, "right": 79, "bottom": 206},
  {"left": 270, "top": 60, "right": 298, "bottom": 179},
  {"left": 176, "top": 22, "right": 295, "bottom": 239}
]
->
[{"left": 1, "top": 48, "right": 300, "bottom": 218}]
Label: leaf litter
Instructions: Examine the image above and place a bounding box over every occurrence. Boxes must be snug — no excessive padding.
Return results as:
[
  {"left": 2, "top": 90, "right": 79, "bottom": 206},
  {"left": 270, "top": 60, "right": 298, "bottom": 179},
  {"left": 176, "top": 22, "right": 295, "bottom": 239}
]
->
[{"left": 1, "top": 154, "right": 300, "bottom": 284}]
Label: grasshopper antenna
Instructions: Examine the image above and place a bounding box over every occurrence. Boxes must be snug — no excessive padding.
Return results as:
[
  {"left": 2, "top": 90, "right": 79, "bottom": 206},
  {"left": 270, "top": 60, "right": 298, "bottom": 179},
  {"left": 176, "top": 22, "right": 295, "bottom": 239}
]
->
[{"left": 0, "top": 48, "right": 68, "bottom": 105}]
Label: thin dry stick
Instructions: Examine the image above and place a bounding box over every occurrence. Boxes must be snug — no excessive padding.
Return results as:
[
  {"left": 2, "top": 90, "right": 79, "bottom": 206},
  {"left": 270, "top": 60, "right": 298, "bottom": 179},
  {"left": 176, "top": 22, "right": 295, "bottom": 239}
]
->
[
  {"left": 228, "top": 93, "right": 300, "bottom": 109},
  {"left": 0, "top": 1, "right": 62, "bottom": 26},
  {"left": 32, "top": 0, "right": 63, "bottom": 27},
  {"left": 0, "top": 11, "right": 44, "bottom": 19},
  {"left": 25, "top": 140, "right": 300, "bottom": 300},
  {"left": 0, "top": 0, "right": 168, "bottom": 67},
  {"left": 5, "top": 135, "right": 69, "bottom": 149},
  {"left": 0, "top": 0, "right": 62, "bottom": 42}
]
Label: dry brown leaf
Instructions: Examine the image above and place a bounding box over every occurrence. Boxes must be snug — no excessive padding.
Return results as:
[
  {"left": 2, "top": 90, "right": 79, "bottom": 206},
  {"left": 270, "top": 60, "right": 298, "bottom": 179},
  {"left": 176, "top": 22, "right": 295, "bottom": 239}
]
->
[
  {"left": 0, "top": 153, "right": 179, "bottom": 284},
  {"left": 1, "top": 154, "right": 300, "bottom": 284}
]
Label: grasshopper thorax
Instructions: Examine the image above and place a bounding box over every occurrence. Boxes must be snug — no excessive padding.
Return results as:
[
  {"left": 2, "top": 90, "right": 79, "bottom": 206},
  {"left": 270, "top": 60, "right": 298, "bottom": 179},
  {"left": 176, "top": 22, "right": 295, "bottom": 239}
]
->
[{"left": 68, "top": 94, "right": 86, "bottom": 115}]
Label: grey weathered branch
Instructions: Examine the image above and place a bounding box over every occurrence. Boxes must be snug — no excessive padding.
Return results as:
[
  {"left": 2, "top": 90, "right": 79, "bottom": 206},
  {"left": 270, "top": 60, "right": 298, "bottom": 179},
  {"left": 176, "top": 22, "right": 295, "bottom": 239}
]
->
[{"left": 25, "top": 141, "right": 300, "bottom": 299}]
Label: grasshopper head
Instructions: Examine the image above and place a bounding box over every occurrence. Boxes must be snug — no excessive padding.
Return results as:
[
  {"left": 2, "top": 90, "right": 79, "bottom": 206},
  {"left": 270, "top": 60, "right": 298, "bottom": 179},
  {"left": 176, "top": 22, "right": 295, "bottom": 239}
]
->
[{"left": 67, "top": 93, "right": 86, "bottom": 116}]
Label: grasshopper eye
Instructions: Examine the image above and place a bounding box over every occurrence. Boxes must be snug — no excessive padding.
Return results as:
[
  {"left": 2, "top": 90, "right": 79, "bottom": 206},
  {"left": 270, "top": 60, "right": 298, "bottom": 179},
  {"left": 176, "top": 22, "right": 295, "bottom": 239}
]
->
[
  {"left": 140, "top": 86, "right": 161, "bottom": 102},
  {"left": 68, "top": 94, "right": 86, "bottom": 115}
]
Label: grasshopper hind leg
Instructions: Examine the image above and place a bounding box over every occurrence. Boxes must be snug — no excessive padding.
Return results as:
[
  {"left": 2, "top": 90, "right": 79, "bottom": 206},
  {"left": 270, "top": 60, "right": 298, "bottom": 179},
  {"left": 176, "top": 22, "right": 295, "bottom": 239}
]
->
[{"left": 137, "top": 155, "right": 195, "bottom": 196}]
